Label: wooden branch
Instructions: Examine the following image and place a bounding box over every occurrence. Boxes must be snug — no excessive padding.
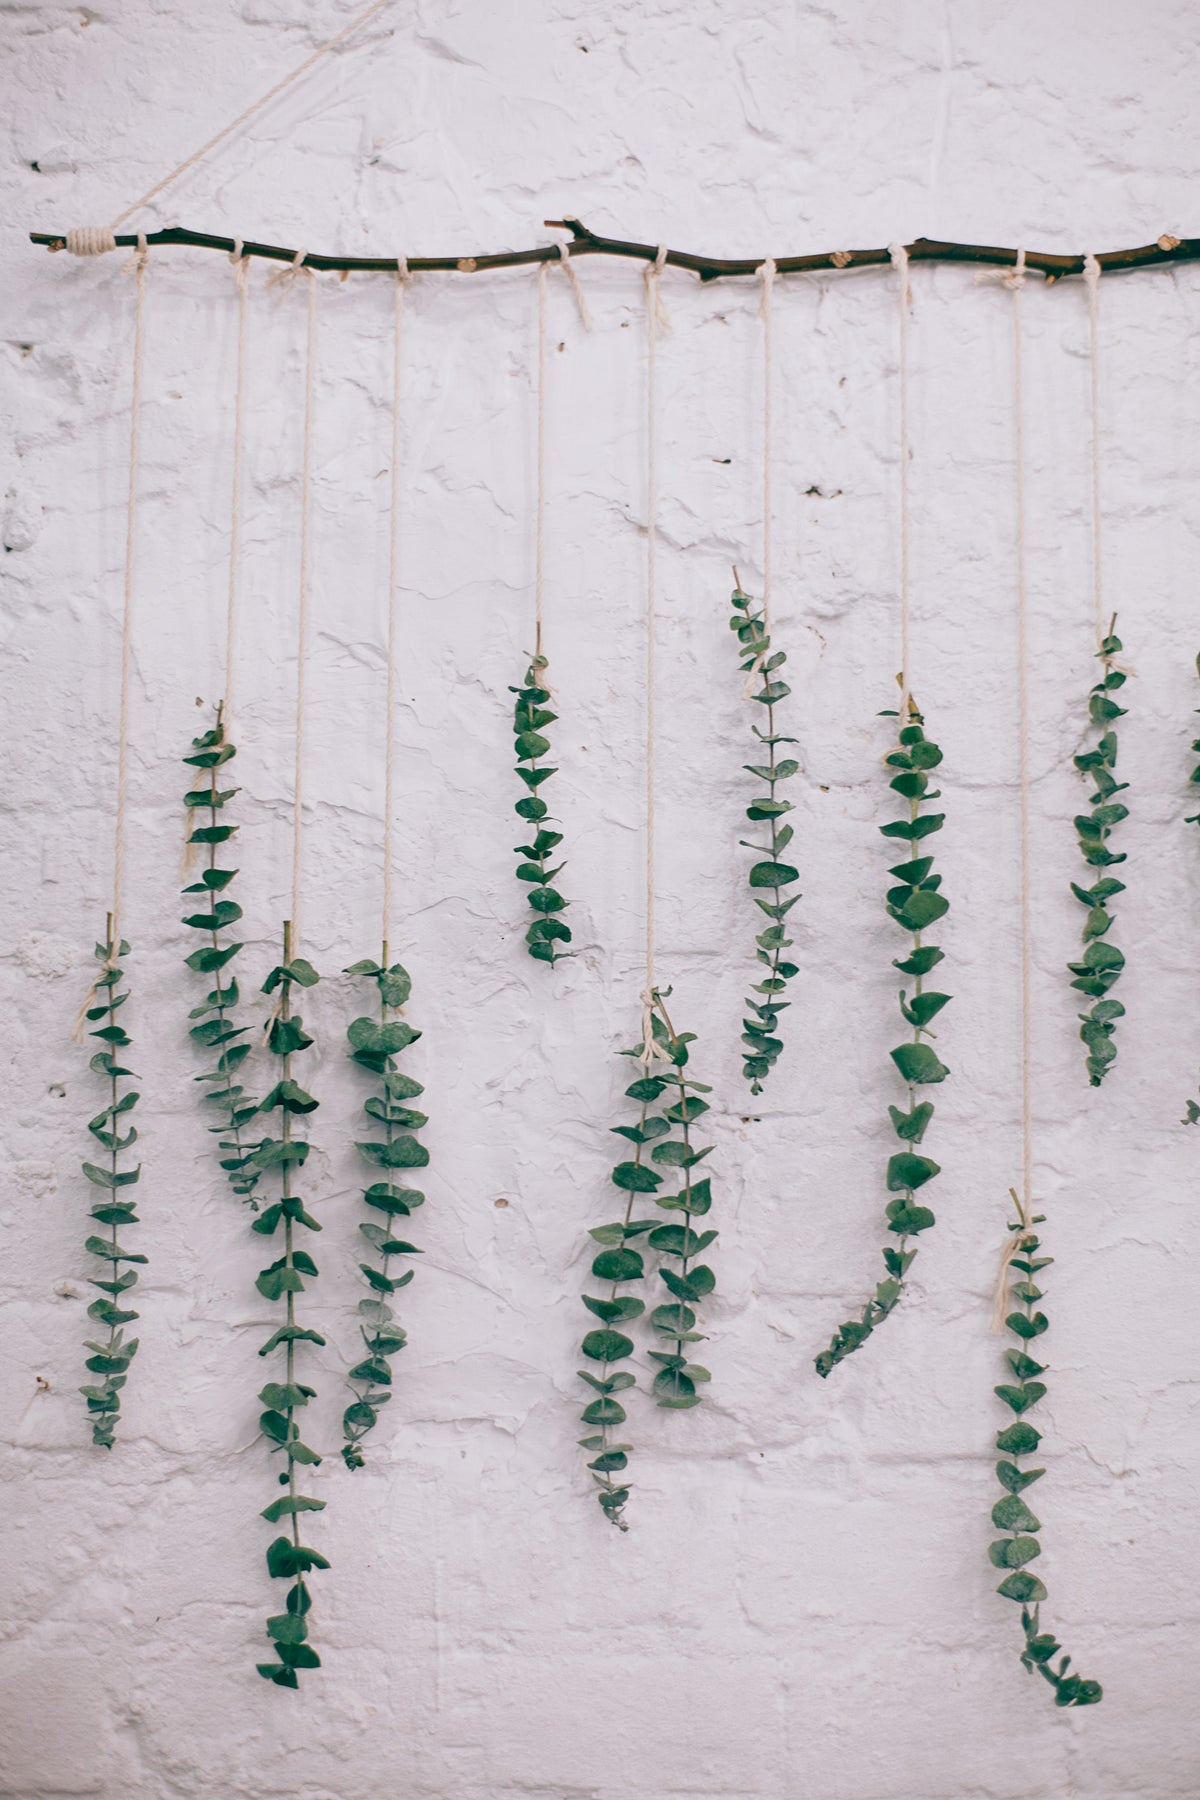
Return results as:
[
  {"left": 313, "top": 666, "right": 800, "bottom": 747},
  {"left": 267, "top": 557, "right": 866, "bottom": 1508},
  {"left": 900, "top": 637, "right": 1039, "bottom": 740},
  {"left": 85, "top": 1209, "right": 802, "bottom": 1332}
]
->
[{"left": 28, "top": 217, "right": 1200, "bottom": 284}]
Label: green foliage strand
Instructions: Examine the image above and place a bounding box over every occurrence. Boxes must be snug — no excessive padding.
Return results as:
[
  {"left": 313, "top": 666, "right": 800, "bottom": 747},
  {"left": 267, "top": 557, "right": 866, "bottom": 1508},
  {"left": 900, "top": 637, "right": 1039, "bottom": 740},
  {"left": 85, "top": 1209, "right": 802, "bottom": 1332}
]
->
[
  {"left": 577, "top": 990, "right": 718, "bottom": 1529},
  {"left": 816, "top": 698, "right": 951, "bottom": 1375},
  {"left": 729, "top": 582, "right": 801, "bottom": 1092},
  {"left": 181, "top": 708, "right": 262, "bottom": 1201},
  {"left": 511, "top": 655, "right": 572, "bottom": 964},
  {"left": 1068, "top": 623, "right": 1128, "bottom": 1085},
  {"left": 80, "top": 930, "right": 142, "bottom": 1448},
  {"left": 341, "top": 953, "right": 428, "bottom": 1470},
  {"left": 991, "top": 1190, "right": 1102, "bottom": 1707},
  {"left": 254, "top": 934, "right": 326, "bottom": 1689}
]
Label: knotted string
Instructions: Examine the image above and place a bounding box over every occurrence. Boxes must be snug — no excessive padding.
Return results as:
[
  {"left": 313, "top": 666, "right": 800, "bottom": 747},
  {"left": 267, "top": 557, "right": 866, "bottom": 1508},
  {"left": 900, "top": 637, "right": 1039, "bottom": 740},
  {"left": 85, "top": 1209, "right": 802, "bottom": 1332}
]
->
[
  {"left": 290, "top": 265, "right": 317, "bottom": 947},
  {"left": 887, "top": 243, "right": 912, "bottom": 721},
  {"left": 1083, "top": 253, "right": 1105, "bottom": 648},
  {"left": 758, "top": 258, "right": 777, "bottom": 632},
  {"left": 224, "top": 241, "right": 250, "bottom": 721},
  {"left": 381, "top": 262, "right": 411, "bottom": 955},
  {"left": 554, "top": 241, "right": 593, "bottom": 330},
  {"left": 72, "top": 233, "right": 150, "bottom": 1040},
  {"left": 534, "top": 261, "right": 548, "bottom": 662},
  {"left": 640, "top": 246, "right": 670, "bottom": 1068}
]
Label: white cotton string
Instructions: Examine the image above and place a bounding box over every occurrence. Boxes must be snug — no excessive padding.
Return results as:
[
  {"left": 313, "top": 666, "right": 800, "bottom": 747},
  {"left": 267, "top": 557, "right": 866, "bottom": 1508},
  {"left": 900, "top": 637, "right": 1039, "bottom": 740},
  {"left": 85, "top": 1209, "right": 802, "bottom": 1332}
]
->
[
  {"left": 1083, "top": 253, "right": 1105, "bottom": 647},
  {"left": 1009, "top": 248, "right": 1033, "bottom": 1223},
  {"left": 990, "top": 246, "right": 1036, "bottom": 1332},
  {"left": 64, "top": 226, "right": 118, "bottom": 257},
  {"left": 640, "top": 245, "right": 668, "bottom": 1040},
  {"left": 534, "top": 261, "right": 548, "bottom": 662},
  {"left": 103, "top": 0, "right": 394, "bottom": 232},
  {"left": 758, "top": 259, "right": 776, "bottom": 632},
  {"left": 888, "top": 243, "right": 912, "bottom": 721},
  {"left": 290, "top": 268, "right": 317, "bottom": 947},
  {"left": 112, "top": 232, "right": 150, "bottom": 949},
  {"left": 72, "top": 234, "right": 149, "bottom": 1040},
  {"left": 223, "top": 244, "right": 250, "bottom": 721},
  {"left": 269, "top": 247, "right": 309, "bottom": 292},
  {"left": 381, "top": 265, "right": 409, "bottom": 955},
  {"left": 553, "top": 242, "right": 593, "bottom": 331}
]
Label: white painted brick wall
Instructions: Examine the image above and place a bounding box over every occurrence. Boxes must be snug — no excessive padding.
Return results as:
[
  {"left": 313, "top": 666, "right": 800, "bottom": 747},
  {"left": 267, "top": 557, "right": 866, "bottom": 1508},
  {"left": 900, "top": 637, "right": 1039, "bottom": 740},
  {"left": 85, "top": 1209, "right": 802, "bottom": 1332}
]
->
[{"left": 2, "top": 3, "right": 1199, "bottom": 1795}]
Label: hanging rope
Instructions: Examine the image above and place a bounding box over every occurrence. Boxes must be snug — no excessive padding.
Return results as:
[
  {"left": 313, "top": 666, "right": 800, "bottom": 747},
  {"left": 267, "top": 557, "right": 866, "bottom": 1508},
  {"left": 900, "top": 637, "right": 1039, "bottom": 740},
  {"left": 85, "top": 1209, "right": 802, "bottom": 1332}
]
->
[
  {"left": 554, "top": 240, "right": 593, "bottom": 330},
  {"left": 59, "top": 0, "right": 395, "bottom": 245},
  {"left": 72, "top": 233, "right": 150, "bottom": 1040},
  {"left": 640, "top": 246, "right": 671, "bottom": 1068},
  {"left": 381, "top": 260, "right": 410, "bottom": 957},
  {"left": 758, "top": 258, "right": 777, "bottom": 630},
  {"left": 534, "top": 261, "right": 548, "bottom": 662},
  {"left": 290, "top": 265, "right": 317, "bottom": 945},
  {"left": 223, "top": 241, "right": 250, "bottom": 719},
  {"left": 988, "top": 245, "right": 1037, "bottom": 1330},
  {"left": 112, "top": 233, "right": 151, "bottom": 951},
  {"left": 1083, "top": 252, "right": 1105, "bottom": 646},
  {"left": 887, "top": 242, "right": 912, "bottom": 719}
]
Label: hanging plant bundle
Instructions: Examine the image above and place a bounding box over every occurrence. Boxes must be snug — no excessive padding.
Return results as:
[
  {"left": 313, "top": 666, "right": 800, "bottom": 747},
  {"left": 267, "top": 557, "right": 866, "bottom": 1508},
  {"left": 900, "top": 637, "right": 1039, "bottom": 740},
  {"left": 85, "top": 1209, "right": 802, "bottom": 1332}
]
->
[
  {"left": 341, "top": 952, "right": 429, "bottom": 1470},
  {"left": 577, "top": 989, "right": 717, "bottom": 1530},
  {"left": 1068, "top": 620, "right": 1128, "bottom": 1086},
  {"left": 79, "top": 925, "right": 143, "bottom": 1448},
  {"left": 252, "top": 929, "right": 327, "bottom": 1689},
  {"left": 990, "top": 1189, "right": 1102, "bottom": 1706},
  {"left": 510, "top": 654, "right": 571, "bottom": 964},
  {"left": 728, "top": 579, "right": 801, "bottom": 1093},
  {"left": 815, "top": 697, "right": 951, "bottom": 1376},
  {"left": 181, "top": 708, "right": 262, "bottom": 1201}
]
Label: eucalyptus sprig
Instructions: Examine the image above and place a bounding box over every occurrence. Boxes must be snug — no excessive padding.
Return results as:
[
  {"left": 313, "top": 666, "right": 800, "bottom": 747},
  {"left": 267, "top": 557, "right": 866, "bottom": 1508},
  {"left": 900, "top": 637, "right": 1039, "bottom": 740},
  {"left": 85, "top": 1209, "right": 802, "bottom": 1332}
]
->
[
  {"left": 181, "top": 706, "right": 261, "bottom": 1201},
  {"left": 79, "top": 921, "right": 143, "bottom": 1448},
  {"left": 1068, "top": 619, "right": 1128, "bottom": 1086},
  {"left": 728, "top": 579, "right": 801, "bottom": 1091},
  {"left": 577, "top": 990, "right": 718, "bottom": 1530},
  {"left": 341, "top": 949, "right": 428, "bottom": 1471},
  {"left": 252, "top": 926, "right": 327, "bottom": 1689},
  {"left": 990, "top": 1189, "right": 1102, "bottom": 1707},
  {"left": 510, "top": 654, "right": 571, "bottom": 964},
  {"left": 815, "top": 696, "right": 950, "bottom": 1376}
]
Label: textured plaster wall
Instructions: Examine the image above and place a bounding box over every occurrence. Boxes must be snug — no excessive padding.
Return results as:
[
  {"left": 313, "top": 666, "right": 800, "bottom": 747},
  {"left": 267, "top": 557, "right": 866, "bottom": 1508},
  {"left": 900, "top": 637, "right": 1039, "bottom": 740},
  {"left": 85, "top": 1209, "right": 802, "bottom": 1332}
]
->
[{"left": 2, "top": 3, "right": 1200, "bottom": 1797}]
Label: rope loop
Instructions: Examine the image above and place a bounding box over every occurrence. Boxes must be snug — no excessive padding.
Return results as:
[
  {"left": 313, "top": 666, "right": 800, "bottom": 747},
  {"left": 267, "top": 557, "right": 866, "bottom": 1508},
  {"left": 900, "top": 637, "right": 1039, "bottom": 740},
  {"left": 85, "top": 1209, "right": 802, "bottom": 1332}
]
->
[
  {"left": 395, "top": 253, "right": 411, "bottom": 284},
  {"left": 65, "top": 226, "right": 118, "bottom": 257},
  {"left": 553, "top": 241, "right": 593, "bottom": 330},
  {"left": 643, "top": 243, "right": 671, "bottom": 336},
  {"left": 269, "top": 247, "right": 310, "bottom": 292},
  {"left": 887, "top": 240, "right": 911, "bottom": 307}
]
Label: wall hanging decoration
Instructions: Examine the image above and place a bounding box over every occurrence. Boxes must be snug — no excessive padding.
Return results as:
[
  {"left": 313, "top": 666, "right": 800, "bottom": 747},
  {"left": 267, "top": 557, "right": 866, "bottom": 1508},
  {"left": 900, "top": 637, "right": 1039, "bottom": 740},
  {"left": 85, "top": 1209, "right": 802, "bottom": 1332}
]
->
[
  {"left": 341, "top": 265, "right": 432, "bottom": 1473},
  {"left": 73, "top": 234, "right": 151, "bottom": 1449},
  {"left": 987, "top": 250, "right": 1100, "bottom": 1707},
  {"left": 249, "top": 261, "right": 329, "bottom": 1689},
  {"left": 510, "top": 250, "right": 590, "bottom": 965},
  {"left": 1067, "top": 258, "right": 1129, "bottom": 1086},
  {"left": 577, "top": 250, "right": 718, "bottom": 1530},
  {"left": 731, "top": 260, "right": 802, "bottom": 1095},
  {"left": 815, "top": 245, "right": 952, "bottom": 1375}
]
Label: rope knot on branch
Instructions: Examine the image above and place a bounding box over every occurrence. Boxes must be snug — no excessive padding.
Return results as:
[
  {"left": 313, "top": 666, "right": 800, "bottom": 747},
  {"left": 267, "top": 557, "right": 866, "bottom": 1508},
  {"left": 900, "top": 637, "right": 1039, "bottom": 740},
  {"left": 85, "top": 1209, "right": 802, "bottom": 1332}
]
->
[{"left": 64, "top": 226, "right": 118, "bottom": 257}]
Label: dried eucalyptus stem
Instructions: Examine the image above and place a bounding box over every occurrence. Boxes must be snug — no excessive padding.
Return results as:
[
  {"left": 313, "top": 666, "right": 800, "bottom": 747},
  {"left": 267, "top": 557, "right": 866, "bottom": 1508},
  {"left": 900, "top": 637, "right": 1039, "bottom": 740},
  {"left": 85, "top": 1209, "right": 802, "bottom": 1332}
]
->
[
  {"left": 181, "top": 706, "right": 261, "bottom": 1200},
  {"left": 815, "top": 695, "right": 951, "bottom": 1375},
  {"left": 341, "top": 946, "right": 428, "bottom": 1470},
  {"left": 1067, "top": 618, "right": 1128, "bottom": 1085},
  {"left": 990, "top": 1189, "right": 1102, "bottom": 1706},
  {"left": 80, "top": 917, "right": 143, "bottom": 1447},
  {"left": 253, "top": 922, "right": 326, "bottom": 1689},
  {"left": 510, "top": 655, "right": 572, "bottom": 963},
  {"left": 577, "top": 989, "right": 718, "bottom": 1529},
  {"left": 729, "top": 577, "right": 800, "bottom": 1092}
]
